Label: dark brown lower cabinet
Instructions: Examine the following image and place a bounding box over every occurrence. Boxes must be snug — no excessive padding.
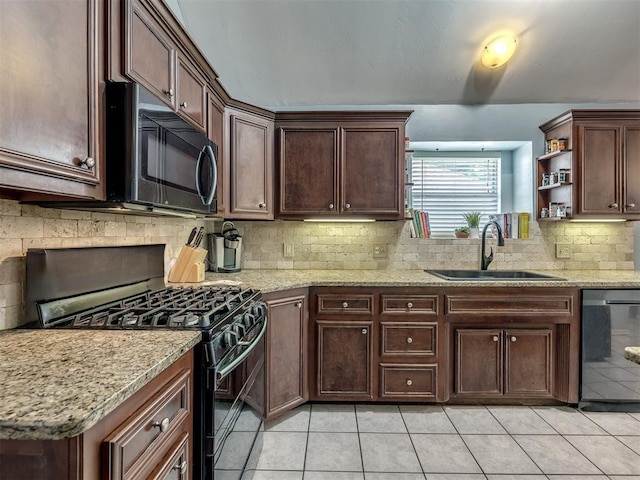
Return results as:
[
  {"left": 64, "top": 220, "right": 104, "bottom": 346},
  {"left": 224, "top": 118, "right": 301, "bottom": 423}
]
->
[
  {"left": 316, "top": 320, "right": 374, "bottom": 400},
  {"left": 0, "top": 350, "right": 193, "bottom": 480},
  {"left": 263, "top": 289, "right": 309, "bottom": 419},
  {"left": 454, "top": 328, "right": 553, "bottom": 398}
]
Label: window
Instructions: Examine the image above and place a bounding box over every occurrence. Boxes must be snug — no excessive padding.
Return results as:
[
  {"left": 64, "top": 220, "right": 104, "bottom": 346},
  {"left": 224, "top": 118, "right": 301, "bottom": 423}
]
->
[{"left": 410, "top": 153, "right": 501, "bottom": 235}]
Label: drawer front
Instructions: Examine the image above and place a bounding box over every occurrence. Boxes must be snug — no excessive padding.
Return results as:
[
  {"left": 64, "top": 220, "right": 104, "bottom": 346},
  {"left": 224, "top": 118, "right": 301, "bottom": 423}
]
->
[
  {"left": 104, "top": 368, "right": 191, "bottom": 480},
  {"left": 380, "top": 295, "right": 438, "bottom": 315},
  {"left": 380, "top": 364, "right": 437, "bottom": 398},
  {"left": 317, "top": 294, "right": 374, "bottom": 315},
  {"left": 381, "top": 322, "right": 437, "bottom": 356},
  {"left": 149, "top": 432, "right": 190, "bottom": 480},
  {"left": 445, "top": 294, "right": 574, "bottom": 315}
]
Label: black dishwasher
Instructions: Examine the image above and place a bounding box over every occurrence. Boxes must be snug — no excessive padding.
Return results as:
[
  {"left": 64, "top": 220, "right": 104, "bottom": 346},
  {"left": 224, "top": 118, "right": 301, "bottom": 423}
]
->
[{"left": 581, "top": 289, "right": 640, "bottom": 411}]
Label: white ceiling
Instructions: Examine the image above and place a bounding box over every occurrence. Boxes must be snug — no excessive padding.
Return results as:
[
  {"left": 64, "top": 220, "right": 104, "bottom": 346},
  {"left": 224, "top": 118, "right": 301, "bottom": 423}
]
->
[{"left": 174, "top": 0, "right": 640, "bottom": 109}]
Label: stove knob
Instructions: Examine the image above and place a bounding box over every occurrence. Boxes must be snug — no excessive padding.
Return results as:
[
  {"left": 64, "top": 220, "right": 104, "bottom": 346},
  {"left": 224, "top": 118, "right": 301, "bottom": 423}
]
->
[
  {"left": 232, "top": 322, "right": 246, "bottom": 337},
  {"left": 224, "top": 330, "right": 238, "bottom": 348},
  {"left": 243, "top": 312, "right": 255, "bottom": 329}
]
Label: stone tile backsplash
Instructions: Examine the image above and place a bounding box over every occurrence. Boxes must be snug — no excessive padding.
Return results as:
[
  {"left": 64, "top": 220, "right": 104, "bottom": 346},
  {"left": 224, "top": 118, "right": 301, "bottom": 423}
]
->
[{"left": 0, "top": 197, "right": 634, "bottom": 329}]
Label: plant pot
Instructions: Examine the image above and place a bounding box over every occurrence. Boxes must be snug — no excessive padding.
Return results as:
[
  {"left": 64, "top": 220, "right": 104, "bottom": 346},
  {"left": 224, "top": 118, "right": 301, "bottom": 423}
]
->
[
  {"left": 455, "top": 231, "right": 469, "bottom": 238},
  {"left": 469, "top": 227, "right": 479, "bottom": 239}
]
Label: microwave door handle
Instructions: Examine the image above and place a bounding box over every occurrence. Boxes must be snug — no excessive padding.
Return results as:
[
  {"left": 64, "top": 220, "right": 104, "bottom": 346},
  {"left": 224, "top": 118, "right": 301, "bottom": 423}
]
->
[
  {"left": 195, "top": 145, "right": 217, "bottom": 206},
  {"left": 204, "top": 145, "right": 217, "bottom": 206}
]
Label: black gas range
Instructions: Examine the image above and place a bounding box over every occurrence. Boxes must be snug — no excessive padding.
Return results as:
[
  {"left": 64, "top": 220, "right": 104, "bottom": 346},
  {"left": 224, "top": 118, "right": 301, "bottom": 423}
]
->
[{"left": 26, "top": 244, "right": 266, "bottom": 480}]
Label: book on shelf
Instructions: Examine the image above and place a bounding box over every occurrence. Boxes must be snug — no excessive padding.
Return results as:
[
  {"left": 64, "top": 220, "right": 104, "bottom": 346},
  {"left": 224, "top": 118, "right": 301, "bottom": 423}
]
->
[
  {"left": 489, "top": 212, "right": 530, "bottom": 239},
  {"left": 409, "top": 208, "right": 430, "bottom": 238}
]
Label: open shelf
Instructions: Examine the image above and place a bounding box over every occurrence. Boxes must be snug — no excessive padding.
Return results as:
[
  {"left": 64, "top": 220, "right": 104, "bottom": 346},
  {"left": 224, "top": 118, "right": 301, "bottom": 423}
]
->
[
  {"left": 536, "top": 149, "right": 572, "bottom": 161},
  {"left": 538, "top": 182, "right": 572, "bottom": 191}
]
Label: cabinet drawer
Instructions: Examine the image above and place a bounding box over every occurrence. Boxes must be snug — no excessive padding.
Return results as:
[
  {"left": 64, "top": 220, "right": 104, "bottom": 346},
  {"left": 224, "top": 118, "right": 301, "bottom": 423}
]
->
[
  {"left": 380, "top": 295, "right": 438, "bottom": 315},
  {"left": 149, "top": 432, "right": 190, "bottom": 480},
  {"left": 381, "top": 322, "right": 437, "bottom": 356},
  {"left": 104, "top": 368, "right": 191, "bottom": 480},
  {"left": 380, "top": 364, "right": 437, "bottom": 398},
  {"left": 445, "top": 294, "right": 574, "bottom": 315},
  {"left": 316, "top": 294, "right": 374, "bottom": 315}
]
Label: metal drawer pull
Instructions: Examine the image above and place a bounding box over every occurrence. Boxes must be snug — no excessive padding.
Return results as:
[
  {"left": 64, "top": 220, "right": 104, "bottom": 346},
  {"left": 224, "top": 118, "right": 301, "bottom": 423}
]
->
[
  {"left": 173, "top": 460, "right": 187, "bottom": 474},
  {"left": 406, "top": 337, "right": 413, "bottom": 344},
  {"left": 258, "top": 203, "right": 266, "bottom": 209},
  {"left": 407, "top": 302, "right": 413, "bottom": 308},
  {"left": 627, "top": 203, "right": 636, "bottom": 208},
  {"left": 511, "top": 336, "right": 517, "bottom": 342},
  {"left": 406, "top": 379, "right": 413, "bottom": 386},
  {"left": 609, "top": 203, "right": 619, "bottom": 209},
  {"left": 493, "top": 335, "right": 499, "bottom": 342},
  {"left": 296, "top": 302, "right": 302, "bottom": 308},
  {"left": 180, "top": 101, "right": 187, "bottom": 108},
  {"left": 329, "top": 203, "right": 334, "bottom": 209},
  {"left": 153, "top": 417, "right": 170, "bottom": 432},
  {"left": 343, "top": 302, "right": 349, "bottom": 308},
  {"left": 345, "top": 203, "right": 351, "bottom": 209},
  {"left": 81, "top": 157, "right": 95, "bottom": 168},
  {"left": 361, "top": 328, "right": 367, "bottom": 334},
  {"left": 165, "top": 88, "right": 174, "bottom": 97}
]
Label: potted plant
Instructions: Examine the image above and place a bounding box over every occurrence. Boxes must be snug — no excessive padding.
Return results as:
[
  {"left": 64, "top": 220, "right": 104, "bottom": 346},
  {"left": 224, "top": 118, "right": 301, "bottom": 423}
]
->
[
  {"left": 454, "top": 226, "right": 470, "bottom": 238},
  {"left": 463, "top": 211, "right": 482, "bottom": 238}
]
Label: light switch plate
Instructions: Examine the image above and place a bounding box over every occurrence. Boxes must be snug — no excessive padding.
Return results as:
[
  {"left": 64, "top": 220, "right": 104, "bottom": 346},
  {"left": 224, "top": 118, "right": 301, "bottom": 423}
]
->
[
  {"left": 372, "top": 245, "right": 388, "bottom": 258},
  {"left": 556, "top": 243, "right": 571, "bottom": 259},
  {"left": 283, "top": 242, "right": 294, "bottom": 258}
]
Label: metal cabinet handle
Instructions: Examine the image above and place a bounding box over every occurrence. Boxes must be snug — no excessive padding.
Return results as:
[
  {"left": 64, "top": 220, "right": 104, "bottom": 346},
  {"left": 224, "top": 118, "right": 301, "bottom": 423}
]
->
[
  {"left": 329, "top": 203, "right": 335, "bottom": 209},
  {"left": 361, "top": 328, "right": 367, "bottom": 334},
  {"left": 296, "top": 302, "right": 302, "bottom": 308},
  {"left": 609, "top": 203, "right": 619, "bottom": 209},
  {"left": 342, "top": 302, "right": 349, "bottom": 308},
  {"left": 407, "top": 302, "right": 413, "bottom": 309},
  {"left": 258, "top": 203, "right": 266, "bottom": 209},
  {"left": 510, "top": 336, "right": 517, "bottom": 342},
  {"left": 626, "top": 203, "right": 636, "bottom": 208},
  {"left": 153, "top": 417, "right": 170, "bottom": 432},
  {"left": 80, "top": 157, "right": 95, "bottom": 169},
  {"left": 345, "top": 203, "right": 351, "bottom": 209},
  {"left": 493, "top": 335, "right": 499, "bottom": 342},
  {"left": 406, "top": 379, "right": 413, "bottom": 386},
  {"left": 172, "top": 460, "right": 187, "bottom": 474},
  {"left": 165, "top": 88, "right": 174, "bottom": 97},
  {"left": 180, "top": 101, "right": 188, "bottom": 108},
  {"left": 406, "top": 337, "right": 413, "bottom": 344}
]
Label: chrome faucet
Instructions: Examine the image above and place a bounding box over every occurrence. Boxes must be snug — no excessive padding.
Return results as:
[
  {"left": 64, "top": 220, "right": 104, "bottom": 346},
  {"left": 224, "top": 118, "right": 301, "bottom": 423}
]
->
[{"left": 480, "top": 220, "right": 505, "bottom": 270}]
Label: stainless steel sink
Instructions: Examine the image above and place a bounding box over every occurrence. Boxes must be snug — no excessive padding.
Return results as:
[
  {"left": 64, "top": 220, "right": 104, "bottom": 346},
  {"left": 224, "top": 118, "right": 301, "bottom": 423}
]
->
[{"left": 425, "top": 269, "right": 566, "bottom": 281}]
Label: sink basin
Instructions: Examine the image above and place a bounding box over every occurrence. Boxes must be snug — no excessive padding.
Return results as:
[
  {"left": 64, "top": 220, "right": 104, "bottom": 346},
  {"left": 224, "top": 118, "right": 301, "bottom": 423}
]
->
[{"left": 425, "top": 269, "right": 566, "bottom": 281}]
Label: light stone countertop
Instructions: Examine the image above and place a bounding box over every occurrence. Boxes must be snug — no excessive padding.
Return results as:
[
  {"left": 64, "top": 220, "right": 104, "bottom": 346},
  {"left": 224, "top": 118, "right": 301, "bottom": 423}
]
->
[
  {"left": 0, "top": 329, "right": 201, "bottom": 440},
  {"left": 625, "top": 346, "right": 640, "bottom": 364},
  {"left": 197, "top": 269, "right": 640, "bottom": 292}
]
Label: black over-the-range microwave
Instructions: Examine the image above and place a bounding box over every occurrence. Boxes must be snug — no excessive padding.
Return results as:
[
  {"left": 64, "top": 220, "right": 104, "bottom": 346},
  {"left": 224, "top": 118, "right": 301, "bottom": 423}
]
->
[{"left": 37, "top": 82, "right": 218, "bottom": 217}]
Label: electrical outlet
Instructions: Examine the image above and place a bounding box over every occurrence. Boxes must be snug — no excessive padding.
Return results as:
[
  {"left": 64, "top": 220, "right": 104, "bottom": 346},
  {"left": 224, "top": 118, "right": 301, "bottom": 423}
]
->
[
  {"left": 372, "top": 245, "right": 388, "bottom": 258},
  {"left": 556, "top": 243, "right": 572, "bottom": 259},
  {"left": 283, "top": 242, "right": 294, "bottom": 258}
]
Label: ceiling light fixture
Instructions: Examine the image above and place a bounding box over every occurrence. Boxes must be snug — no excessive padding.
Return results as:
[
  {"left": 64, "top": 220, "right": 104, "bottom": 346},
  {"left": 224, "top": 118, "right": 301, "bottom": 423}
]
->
[{"left": 481, "top": 34, "right": 517, "bottom": 69}]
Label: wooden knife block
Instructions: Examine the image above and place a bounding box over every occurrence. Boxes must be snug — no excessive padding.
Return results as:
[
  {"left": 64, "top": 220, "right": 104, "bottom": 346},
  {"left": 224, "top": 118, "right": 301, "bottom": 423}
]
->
[{"left": 168, "top": 245, "right": 208, "bottom": 283}]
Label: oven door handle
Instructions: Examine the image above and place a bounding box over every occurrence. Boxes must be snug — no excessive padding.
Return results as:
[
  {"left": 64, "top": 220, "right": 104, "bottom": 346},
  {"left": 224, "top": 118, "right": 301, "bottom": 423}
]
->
[{"left": 216, "top": 317, "right": 267, "bottom": 379}]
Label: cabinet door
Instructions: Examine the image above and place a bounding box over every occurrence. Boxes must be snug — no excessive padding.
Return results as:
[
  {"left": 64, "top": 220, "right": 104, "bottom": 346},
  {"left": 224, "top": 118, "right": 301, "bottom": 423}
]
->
[
  {"left": 341, "top": 127, "right": 403, "bottom": 218},
  {"left": 623, "top": 126, "right": 640, "bottom": 214},
  {"left": 177, "top": 54, "right": 206, "bottom": 131},
  {"left": 265, "top": 292, "right": 308, "bottom": 418},
  {"left": 228, "top": 113, "right": 274, "bottom": 219},
  {"left": 208, "top": 91, "right": 226, "bottom": 214},
  {"left": 316, "top": 320, "right": 373, "bottom": 399},
  {"left": 578, "top": 124, "right": 621, "bottom": 214},
  {"left": 455, "top": 329, "right": 502, "bottom": 396},
  {"left": 278, "top": 128, "right": 339, "bottom": 216},
  {"left": 125, "top": 0, "right": 175, "bottom": 108},
  {"left": 504, "top": 329, "right": 553, "bottom": 397},
  {"left": 0, "top": 0, "right": 102, "bottom": 199}
]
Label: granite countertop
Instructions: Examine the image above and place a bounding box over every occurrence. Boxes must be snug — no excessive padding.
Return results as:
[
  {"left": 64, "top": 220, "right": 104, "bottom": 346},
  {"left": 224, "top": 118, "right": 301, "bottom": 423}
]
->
[
  {"left": 197, "top": 269, "right": 640, "bottom": 293},
  {"left": 0, "top": 329, "right": 201, "bottom": 440},
  {"left": 625, "top": 346, "right": 640, "bottom": 364}
]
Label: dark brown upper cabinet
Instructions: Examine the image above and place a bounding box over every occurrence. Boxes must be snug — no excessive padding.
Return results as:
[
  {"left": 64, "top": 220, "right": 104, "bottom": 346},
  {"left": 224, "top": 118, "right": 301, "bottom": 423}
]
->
[
  {"left": 538, "top": 109, "right": 640, "bottom": 220},
  {"left": 0, "top": 0, "right": 103, "bottom": 200},
  {"left": 276, "top": 111, "right": 412, "bottom": 220}
]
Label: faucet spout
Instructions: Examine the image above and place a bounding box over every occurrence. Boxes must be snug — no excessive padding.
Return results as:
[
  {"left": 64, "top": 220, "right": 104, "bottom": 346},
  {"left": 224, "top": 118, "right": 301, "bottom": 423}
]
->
[{"left": 480, "top": 220, "right": 505, "bottom": 270}]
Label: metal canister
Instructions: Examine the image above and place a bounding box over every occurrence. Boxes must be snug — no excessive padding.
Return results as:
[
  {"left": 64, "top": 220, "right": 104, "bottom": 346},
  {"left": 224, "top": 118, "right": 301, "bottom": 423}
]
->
[{"left": 558, "top": 138, "right": 567, "bottom": 151}]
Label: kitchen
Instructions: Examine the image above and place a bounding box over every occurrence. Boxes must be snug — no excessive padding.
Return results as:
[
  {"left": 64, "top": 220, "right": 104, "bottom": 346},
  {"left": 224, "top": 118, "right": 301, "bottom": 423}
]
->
[{"left": 1, "top": 0, "right": 640, "bottom": 479}]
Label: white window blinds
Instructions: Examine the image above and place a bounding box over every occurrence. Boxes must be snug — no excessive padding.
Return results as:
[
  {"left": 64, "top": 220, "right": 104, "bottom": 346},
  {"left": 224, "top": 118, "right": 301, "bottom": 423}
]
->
[{"left": 410, "top": 155, "right": 501, "bottom": 235}]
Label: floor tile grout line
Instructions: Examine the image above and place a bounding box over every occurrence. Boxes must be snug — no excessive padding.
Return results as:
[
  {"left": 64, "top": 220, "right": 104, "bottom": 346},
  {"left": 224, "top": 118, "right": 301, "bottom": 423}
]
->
[
  {"left": 399, "top": 403, "right": 431, "bottom": 478},
  {"left": 441, "top": 405, "right": 486, "bottom": 475}
]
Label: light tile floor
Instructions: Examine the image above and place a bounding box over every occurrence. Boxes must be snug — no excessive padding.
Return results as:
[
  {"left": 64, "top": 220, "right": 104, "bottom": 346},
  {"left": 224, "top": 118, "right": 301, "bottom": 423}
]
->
[{"left": 241, "top": 404, "right": 640, "bottom": 480}]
